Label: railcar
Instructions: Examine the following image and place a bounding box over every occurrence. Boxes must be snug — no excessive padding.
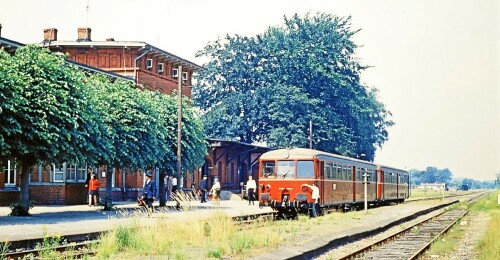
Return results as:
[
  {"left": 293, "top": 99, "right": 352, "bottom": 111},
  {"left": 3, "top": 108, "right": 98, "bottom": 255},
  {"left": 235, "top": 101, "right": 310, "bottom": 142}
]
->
[{"left": 258, "top": 148, "right": 409, "bottom": 219}]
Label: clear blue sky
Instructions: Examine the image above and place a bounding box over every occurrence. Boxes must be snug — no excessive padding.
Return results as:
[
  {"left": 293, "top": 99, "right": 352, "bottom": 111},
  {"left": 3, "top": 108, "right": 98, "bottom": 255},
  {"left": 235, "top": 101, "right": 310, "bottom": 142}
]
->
[{"left": 1, "top": 0, "right": 498, "bottom": 181}]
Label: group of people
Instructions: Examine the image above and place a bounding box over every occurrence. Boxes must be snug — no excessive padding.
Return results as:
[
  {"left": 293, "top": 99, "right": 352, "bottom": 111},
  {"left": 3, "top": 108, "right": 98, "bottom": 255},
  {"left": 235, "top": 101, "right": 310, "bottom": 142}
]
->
[{"left": 85, "top": 169, "right": 320, "bottom": 218}]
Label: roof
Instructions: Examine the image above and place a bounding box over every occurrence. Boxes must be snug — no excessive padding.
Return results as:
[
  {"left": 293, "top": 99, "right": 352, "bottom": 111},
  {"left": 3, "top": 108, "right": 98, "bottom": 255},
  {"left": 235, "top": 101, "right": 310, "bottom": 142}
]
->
[
  {"left": 208, "top": 138, "right": 270, "bottom": 152},
  {"left": 41, "top": 40, "right": 203, "bottom": 71},
  {"left": 0, "top": 37, "right": 133, "bottom": 81}
]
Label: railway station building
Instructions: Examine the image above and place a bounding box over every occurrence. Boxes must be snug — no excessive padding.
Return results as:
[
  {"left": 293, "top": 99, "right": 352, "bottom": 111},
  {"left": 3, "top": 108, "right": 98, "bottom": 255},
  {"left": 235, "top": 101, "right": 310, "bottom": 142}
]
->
[{"left": 0, "top": 28, "right": 270, "bottom": 205}]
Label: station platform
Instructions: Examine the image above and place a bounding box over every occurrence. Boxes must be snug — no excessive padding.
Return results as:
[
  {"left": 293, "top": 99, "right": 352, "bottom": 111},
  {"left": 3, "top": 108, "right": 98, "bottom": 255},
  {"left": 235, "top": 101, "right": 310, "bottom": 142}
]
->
[{"left": 0, "top": 199, "right": 272, "bottom": 243}]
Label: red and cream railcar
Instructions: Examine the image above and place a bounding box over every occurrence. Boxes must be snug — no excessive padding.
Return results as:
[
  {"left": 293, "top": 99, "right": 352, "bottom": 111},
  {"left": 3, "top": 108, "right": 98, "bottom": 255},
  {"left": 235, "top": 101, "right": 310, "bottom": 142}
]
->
[{"left": 258, "top": 148, "right": 409, "bottom": 218}]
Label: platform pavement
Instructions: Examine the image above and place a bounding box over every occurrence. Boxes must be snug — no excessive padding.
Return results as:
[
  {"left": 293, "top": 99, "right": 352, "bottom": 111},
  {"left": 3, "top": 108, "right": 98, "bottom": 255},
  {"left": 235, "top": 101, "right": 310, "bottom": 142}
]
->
[{"left": 0, "top": 199, "right": 272, "bottom": 243}]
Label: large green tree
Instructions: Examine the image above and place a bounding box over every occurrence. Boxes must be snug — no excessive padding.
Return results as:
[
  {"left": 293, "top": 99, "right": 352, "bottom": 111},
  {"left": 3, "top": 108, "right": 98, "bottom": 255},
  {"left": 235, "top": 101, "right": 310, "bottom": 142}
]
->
[
  {"left": 193, "top": 13, "right": 392, "bottom": 160},
  {"left": 1, "top": 46, "right": 207, "bottom": 213},
  {"left": 0, "top": 46, "right": 89, "bottom": 213}
]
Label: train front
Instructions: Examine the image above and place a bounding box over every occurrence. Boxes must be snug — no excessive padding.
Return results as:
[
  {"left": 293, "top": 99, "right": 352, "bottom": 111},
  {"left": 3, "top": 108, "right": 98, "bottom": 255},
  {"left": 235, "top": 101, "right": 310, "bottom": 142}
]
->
[{"left": 258, "top": 149, "right": 317, "bottom": 219}]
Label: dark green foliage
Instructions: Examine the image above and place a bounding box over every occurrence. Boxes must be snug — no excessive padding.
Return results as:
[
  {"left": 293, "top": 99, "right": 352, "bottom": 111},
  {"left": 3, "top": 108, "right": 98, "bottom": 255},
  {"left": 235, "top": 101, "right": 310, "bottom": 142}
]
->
[
  {"left": 0, "top": 45, "right": 207, "bottom": 213},
  {"left": 194, "top": 13, "right": 392, "bottom": 160}
]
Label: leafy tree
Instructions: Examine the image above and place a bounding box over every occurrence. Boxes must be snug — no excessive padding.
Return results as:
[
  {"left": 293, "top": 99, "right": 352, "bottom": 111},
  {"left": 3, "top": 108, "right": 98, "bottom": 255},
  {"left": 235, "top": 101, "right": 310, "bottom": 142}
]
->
[
  {"left": 0, "top": 46, "right": 89, "bottom": 214},
  {"left": 194, "top": 13, "right": 392, "bottom": 160},
  {"left": 410, "top": 167, "right": 453, "bottom": 186},
  {"left": 1, "top": 46, "right": 207, "bottom": 213}
]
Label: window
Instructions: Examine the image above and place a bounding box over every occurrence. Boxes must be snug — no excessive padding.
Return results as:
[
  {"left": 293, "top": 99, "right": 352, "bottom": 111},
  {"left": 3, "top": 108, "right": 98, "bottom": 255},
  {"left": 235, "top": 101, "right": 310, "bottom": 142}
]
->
[
  {"left": 146, "top": 59, "right": 153, "bottom": 69},
  {"left": 66, "top": 163, "right": 87, "bottom": 182},
  {"left": 277, "top": 160, "right": 294, "bottom": 179},
  {"left": 182, "top": 72, "right": 188, "bottom": 81},
  {"left": 325, "top": 162, "right": 331, "bottom": 179},
  {"left": 52, "top": 163, "right": 65, "bottom": 182},
  {"left": 4, "top": 160, "right": 17, "bottom": 186},
  {"left": 172, "top": 68, "right": 179, "bottom": 78},
  {"left": 261, "top": 161, "right": 276, "bottom": 178},
  {"left": 157, "top": 63, "right": 164, "bottom": 73},
  {"left": 297, "top": 160, "right": 314, "bottom": 179}
]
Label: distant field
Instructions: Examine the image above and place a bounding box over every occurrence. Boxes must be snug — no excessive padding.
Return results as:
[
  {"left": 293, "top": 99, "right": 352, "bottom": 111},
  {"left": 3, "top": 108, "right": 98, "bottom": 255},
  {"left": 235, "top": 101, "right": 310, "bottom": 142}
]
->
[{"left": 409, "top": 189, "right": 465, "bottom": 199}]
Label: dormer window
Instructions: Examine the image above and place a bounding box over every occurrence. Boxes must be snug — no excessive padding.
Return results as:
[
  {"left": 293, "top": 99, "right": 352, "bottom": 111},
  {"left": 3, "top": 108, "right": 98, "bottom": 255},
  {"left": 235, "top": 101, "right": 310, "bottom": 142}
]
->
[
  {"left": 157, "top": 63, "right": 164, "bottom": 73},
  {"left": 146, "top": 59, "right": 153, "bottom": 69}
]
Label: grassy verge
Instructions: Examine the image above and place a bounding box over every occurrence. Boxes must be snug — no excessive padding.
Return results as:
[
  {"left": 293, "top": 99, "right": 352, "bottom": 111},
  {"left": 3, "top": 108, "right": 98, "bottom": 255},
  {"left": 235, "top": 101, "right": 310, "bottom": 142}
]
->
[
  {"left": 473, "top": 191, "right": 500, "bottom": 260},
  {"left": 425, "top": 190, "right": 499, "bottom": 258},
  {"left": 93, "top": 206, "right": 380, "bottom": 259}
]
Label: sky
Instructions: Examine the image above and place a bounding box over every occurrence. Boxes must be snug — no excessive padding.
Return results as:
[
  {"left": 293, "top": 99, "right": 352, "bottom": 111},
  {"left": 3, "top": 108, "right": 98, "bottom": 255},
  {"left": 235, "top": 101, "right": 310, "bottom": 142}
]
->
[{"left": 1, "top": 0, "right": 498, "bottom": 181}]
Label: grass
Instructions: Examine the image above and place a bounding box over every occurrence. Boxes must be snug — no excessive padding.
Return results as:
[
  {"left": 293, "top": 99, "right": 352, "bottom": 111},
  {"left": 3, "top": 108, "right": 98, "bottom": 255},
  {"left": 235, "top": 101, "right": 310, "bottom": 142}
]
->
[
  {"left": 425, "top": 190, "right": 500, "bottom": 259},
  {"left": 474, "top": 191, "right": 500, "bottom": 260},
  {"left": 409, "top": 189, "right": 466, "bottom": 199},
  {"left": 94, "top": 206, "right": 373, "bottom": 259}
]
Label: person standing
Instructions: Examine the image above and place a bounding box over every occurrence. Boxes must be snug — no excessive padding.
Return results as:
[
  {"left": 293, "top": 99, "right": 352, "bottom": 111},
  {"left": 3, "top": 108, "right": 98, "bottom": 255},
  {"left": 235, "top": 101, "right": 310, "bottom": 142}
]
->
[
  {"left": 246, "top": 175, "right": 257, "bottom": 205},
  {"left": 87, "top": 173, "right": 99, "bottom": 207},
  {"left": 85, "top": 167, "right": 94, "bottom": 205},
  {"left": 142, "top": 171, "right": 157, "bottom": 217},
  {"left": 302, "top": 182, "right": 320, "bottom": 218},
  {"left": 172, "top": 176, "right": 178, "bottom": 194},
  {"left": 210, "top": 177, "right": 221, "bottom": 205},
  {"left": 200, "top": 175, "right": 208, "bottom": 203}
]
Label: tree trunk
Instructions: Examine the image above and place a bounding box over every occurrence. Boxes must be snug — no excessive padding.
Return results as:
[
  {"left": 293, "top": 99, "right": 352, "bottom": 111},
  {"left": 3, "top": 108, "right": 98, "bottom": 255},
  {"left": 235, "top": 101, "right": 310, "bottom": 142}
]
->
[
  {"left": 103, "top": 164, "right": 114, "bottom": 210},
  {"left": 19, "top": 160, "right": 32, "bottom": 213},
  {"left": 158, "top": 169, "right": 166, "bottom": 207}
]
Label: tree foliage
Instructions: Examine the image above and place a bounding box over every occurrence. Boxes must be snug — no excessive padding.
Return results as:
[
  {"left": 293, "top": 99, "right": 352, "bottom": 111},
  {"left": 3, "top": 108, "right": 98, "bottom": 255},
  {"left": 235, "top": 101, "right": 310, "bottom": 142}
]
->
[
  {"left": 410, "top": 167, "right": 453, "bottom": 186},
  {"left": 0, "top": 45, "right": 207, "bottom": 213},
  {"left": 194, "top": 13, "right": 393, "bottom": 160}
]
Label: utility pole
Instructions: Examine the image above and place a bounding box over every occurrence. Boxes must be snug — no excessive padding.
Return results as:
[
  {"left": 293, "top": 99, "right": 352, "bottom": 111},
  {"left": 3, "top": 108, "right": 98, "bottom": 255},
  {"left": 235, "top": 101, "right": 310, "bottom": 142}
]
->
[
  {"left": 177, "top": 65, "right": 182, "bottom": 187},
  {"left": 309, "top": 119, "right": 312, "bottom": 149}
]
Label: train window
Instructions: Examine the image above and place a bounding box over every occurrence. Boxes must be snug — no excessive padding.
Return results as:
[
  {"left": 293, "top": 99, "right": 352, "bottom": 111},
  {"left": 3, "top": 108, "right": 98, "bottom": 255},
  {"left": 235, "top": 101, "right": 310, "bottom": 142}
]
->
[
  {"left": 346, "top": 166, "right": 352, "bottom": 180},
  {"left": 277, "top": 160, "right": 295, "bottom": 179},
  {"left": 297, "top": 160, "right": 314, "bottom": 179},
  {"left": 331, "top": 163, "right": 336, "bottom": 179},
  {"left": 339, "top": 165, "right": 344, "bottom": 180},
  {"left": 261, "top": 161, "right": 276, "bottom": 178},
  {"left": 325, "top": 162, "right": 331, "bottom": 179}
]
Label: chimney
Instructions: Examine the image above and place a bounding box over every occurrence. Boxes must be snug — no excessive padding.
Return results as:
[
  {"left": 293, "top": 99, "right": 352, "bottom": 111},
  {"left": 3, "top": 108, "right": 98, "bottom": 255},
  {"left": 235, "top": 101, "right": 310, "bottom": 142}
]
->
[
  {"left": 43, "top": 28, "right": 58, "bottom": 42},
  {"left": 77, "top": 27, "right": 92, "bottom": 42}
]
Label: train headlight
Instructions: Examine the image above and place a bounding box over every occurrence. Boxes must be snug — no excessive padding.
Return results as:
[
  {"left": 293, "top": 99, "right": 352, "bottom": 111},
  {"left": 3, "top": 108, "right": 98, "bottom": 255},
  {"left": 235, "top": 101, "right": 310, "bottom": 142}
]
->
[
  {"left": 261, "top": 193, "right": 270, "bottom": 201},
  {"left": 265, "top": 184, "right": 271, "bottom": 192},
  {"left": 296, "top": 193, "right": 307, "bottom": 202}
]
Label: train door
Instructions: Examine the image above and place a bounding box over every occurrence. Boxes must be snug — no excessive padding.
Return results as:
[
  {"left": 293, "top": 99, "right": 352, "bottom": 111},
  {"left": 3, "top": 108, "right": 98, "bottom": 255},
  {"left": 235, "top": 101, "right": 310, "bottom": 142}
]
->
[
  {"left": 319, "top": 160, "right": 325, "bottom": 205},
  {"left": 377, "top": 169, "right": 383, "bottom": 201},
  {"left": 396, "top": 173, "right": 399, "bottom": 199},
  {"left": 351, "top": 165, "right": 356, "bottom": 202}
]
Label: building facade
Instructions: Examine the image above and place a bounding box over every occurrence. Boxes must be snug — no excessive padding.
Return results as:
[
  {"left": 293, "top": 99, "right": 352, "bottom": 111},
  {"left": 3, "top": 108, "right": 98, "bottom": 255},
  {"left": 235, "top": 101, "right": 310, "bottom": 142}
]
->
[{"left": 1, "top": 30, "right": 271, "bottom": 205}]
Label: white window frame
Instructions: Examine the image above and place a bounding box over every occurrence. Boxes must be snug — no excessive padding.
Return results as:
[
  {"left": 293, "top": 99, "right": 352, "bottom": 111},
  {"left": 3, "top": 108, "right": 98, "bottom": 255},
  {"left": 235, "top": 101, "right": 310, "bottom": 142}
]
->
[
  {"left": 157, "top": 63, "right": 164, "bottom": 73},
  {"left": 172, "top": 68, "right": 179, "bottom": 78},
  {"left": 52, "top": 163, "right": 65, "bottom": 182},
  {"left": 182, "top": 71, "right": 188, "bottom": 81},
  {"left": 4, "top": 160, "right": 17, "bottom": 186},
  {"left": 66, "top": 163, "right": 87, "bottom": 183},
  {"left": 146, "top": 59, "right": 153, "bottom": 69}
]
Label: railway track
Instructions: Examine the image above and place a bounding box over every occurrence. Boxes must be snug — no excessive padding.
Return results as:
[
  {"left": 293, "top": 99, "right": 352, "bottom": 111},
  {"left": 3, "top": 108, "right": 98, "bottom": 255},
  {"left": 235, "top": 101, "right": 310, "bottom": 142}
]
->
[
  {"left": 329, "top": 192, "right": 487, "bottom": 260},
  {"left": 2, "top": 192, "right": 482, "bottom": 259},
  {"left": 338, "top": 208, "right": 468, "bottom": 259}
]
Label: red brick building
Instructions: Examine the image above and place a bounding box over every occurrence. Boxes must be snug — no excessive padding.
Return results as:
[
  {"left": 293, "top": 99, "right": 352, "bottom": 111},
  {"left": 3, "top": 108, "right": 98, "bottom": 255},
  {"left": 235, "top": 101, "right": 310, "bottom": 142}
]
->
[
  {"left": 41, "top": 27, "right": 201, "bottom": 97},
  {"left": 0, "top": 30, "right": 271, "bottom": 206}
]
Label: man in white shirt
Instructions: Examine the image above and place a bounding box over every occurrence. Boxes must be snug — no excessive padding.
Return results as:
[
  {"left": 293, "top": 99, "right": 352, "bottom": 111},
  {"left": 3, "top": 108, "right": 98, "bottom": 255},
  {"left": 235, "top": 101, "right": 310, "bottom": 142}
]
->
[
  {"left": 246, "top": 175, "right": 257, "bottom": 205},
  {"left": 172, "top": 176, "right": 178, "bottom": 194},
  {"left": 302, "top": 182, "right": 320, "bottom": 218}
]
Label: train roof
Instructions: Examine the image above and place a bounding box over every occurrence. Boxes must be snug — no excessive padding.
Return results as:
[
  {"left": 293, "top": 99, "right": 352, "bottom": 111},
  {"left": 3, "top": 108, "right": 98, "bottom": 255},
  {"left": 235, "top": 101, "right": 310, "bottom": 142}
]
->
[
  {"left": 260, "top": 148, "right": 374, "bottom": 165},
  {"left": 260, "top": 148, "right": 408, "bottom": 173}
]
